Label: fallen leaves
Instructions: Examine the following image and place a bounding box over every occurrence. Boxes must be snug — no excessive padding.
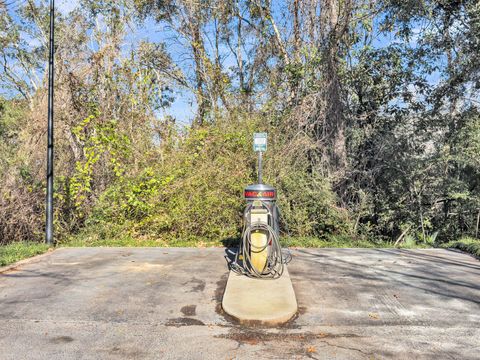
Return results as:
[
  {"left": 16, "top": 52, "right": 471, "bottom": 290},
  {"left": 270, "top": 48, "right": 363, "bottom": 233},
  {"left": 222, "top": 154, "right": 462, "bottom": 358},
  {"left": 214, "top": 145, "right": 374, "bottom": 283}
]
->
[{"left": 368, "top": 312, "right": 380, "bottom": 320}]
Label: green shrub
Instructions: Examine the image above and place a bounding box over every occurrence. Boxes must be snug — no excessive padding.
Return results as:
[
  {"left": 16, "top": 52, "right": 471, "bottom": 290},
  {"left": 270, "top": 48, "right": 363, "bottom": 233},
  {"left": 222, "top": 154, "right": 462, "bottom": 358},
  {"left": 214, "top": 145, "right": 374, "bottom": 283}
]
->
[
  {"left": 441, "top": 237, "right": 480, "bottom": 257},
  {"left": 82, "top": 118, "right": 255, "bottom": 243},
  {"left": 74, "top": 114, "right": 349, "bottom": 245},
  {"left": 274, "top": 170, "right": 351, "bottom": 237}
]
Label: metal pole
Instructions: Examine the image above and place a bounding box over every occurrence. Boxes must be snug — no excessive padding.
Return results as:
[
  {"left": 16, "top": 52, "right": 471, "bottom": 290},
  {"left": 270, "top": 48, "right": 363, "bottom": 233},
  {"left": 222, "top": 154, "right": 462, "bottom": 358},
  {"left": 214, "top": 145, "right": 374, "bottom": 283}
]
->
[
  {"left": 45, "top": 0, "right": 55, "bottom": 245},
  {"left": 258, "top": 151, "right": 263, "bottom": 184}
]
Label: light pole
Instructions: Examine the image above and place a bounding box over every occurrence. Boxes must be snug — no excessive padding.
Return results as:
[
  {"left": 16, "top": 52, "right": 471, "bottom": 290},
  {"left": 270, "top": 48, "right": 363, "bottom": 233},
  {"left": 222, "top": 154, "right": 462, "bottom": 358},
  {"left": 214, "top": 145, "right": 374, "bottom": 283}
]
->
[{"left": 45, "top": 0, "right": 55, "bottom": 245}]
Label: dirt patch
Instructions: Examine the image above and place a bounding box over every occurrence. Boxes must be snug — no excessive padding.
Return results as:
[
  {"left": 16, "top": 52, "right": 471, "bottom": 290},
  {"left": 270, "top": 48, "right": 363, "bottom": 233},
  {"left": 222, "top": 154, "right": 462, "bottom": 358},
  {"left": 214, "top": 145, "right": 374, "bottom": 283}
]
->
[
  {"left": 181, "top": 305, "right": 197, "bottom": 316},
  {"left": 107, "top": 346, "right": 145, "bottom": 358},
  {"left": 217, "top": 329, "right": 360, "bottom": 346},
  {"left": 214, "top": 273, "right": 236, "bottom": 323},
  {"left": 188, "top": 277, "right": 206, "bottom": 292},
  {"left": 50, "top": 336, "right": 74, "bottom": 344},
  {"left": 120, "top": 262, "right": 171, "bottom": 273},
  {"left": 224, "top": 315, "right": 301, "bottom": 329},
  {"left": 297, "top": 306, "right": 307, "bottom": 315},
  {"left": 166, "top": 317, "right": 205, "bottom": 327}
]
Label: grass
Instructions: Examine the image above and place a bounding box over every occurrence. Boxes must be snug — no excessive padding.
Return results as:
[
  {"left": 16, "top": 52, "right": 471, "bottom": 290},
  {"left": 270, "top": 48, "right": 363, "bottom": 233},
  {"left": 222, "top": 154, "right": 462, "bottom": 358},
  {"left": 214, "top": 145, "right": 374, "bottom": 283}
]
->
[
  {"left": 62, "top": 234, "right": 220, "bottom": 248},
  {"left": 60, "top": 226, "right": 392, "bottom": 248},
  {"left": 60, "top": 225, "right": 223, "bottom": 248},
  {"left": 282, "top": 236, "right": 392, "bottom": 248},
  {"left": 0, "top": 242, "right": 51, "bottom": 267},
  {"left": 61, "top": 230, "right": 430, "bottom": 249},
  {"left": 440, "top": 237, "right": 480, "bottom": 257},
  {"left": 57, "top": 219, "right": 434, "bottom": 249}
]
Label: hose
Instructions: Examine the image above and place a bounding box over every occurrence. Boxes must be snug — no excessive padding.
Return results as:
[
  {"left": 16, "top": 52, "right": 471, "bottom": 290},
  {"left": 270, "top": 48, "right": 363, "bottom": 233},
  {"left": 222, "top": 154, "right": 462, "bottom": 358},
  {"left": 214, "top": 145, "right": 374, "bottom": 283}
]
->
[{"left": 232, "top": 201, "right": 285, "bottom": 279}]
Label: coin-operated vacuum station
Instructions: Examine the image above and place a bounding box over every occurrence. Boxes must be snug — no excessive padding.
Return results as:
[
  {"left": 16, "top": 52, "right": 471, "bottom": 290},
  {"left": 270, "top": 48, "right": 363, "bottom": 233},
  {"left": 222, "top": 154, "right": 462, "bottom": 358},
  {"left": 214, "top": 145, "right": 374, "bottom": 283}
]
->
[
  {"left": 233, "top": 133, "right": 284, "bottom": 279},
  {"left": 222, "top": 133, "right": 298, "bottom": 325}
]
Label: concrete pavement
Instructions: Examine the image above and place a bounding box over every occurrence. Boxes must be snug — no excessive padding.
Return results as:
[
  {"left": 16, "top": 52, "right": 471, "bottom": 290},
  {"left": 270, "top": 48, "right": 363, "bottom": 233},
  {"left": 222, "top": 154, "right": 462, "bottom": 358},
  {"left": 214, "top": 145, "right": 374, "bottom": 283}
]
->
[{"left": 0, "top": 247, "right": 479, "bottom": 359}]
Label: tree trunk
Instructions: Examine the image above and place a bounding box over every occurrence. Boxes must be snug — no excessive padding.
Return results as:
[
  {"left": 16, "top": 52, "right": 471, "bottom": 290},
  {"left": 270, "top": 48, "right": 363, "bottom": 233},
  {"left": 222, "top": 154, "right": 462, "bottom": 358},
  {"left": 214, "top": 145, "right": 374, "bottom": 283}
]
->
[
  {"left": 325, "top": 44, "right": 347, "bottom": 170},
  {"left": 320, "top": 0, "right": 347, "bottom": 172},
  {"left": 191, "top": 20, "right": 207, "bottom": 126}
]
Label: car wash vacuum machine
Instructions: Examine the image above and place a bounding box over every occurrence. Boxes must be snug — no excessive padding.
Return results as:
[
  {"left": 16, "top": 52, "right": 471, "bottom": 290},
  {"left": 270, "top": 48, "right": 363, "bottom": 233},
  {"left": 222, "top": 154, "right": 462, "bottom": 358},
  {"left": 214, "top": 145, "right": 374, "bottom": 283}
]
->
[
  {"left": 232, "top": 133, "right": 286, "bottom": 279},
  {"left": 222, "top": 133, "right": 297, "bottom": 325}
]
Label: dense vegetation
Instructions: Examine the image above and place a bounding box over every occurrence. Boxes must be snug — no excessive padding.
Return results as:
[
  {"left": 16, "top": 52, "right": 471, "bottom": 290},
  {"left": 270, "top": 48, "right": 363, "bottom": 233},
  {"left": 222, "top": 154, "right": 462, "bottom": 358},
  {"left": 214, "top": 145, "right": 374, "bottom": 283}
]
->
[{"left": 0, "top": 0, "right": 479, "bottom": 249}]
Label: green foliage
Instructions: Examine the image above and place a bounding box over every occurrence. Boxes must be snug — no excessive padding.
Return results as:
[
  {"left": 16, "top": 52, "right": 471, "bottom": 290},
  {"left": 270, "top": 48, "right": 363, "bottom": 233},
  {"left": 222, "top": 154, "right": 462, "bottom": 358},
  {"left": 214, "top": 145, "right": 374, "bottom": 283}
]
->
[
  {"left": 81, "top": 117, "right": 256, "bottom": 243},
  {"left": 275, "top": 171, "right": 351, "bottom": 237},
  {"left": 71, "top": 115, "right": 131, "bottom": 199},
  {"left": 401, "top": 235, "right": 417, "bottom": 249},
  {"left": 92, "top": 168, "right": 174, "bottom": 221},
  {"left": 0, "top": 98, "right": 26, "bottom": 166},
  {"left": 55, "top": 114, "right": 133, "bottom": 231},
  {"left": 398, "top": 231, "right": 438, "bottom": 248}
]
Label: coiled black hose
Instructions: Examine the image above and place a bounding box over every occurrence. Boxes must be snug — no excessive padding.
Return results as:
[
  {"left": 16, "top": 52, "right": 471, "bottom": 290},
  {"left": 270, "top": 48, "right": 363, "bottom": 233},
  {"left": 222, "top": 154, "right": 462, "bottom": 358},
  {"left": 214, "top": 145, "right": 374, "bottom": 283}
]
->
[{"left": 232, "top": 201, "right": 285, "bottom": 279}]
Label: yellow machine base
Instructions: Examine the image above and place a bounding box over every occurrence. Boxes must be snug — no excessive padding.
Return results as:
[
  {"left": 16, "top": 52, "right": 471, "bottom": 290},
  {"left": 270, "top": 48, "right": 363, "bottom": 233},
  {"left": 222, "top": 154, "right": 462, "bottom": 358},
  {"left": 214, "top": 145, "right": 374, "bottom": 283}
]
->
[
  {"left": 250, "top": 230, "right": 268, "bottom": 273},
  {"left": 249, "top": 210, "right": 269, "bottom": 273}
]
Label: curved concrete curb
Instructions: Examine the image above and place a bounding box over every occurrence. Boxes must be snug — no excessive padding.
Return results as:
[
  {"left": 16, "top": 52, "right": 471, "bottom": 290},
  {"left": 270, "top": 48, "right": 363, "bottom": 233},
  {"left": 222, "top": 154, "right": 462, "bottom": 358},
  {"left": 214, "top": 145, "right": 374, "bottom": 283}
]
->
[
  {"left": 222, "top": 266, "right": 298, "bottom": 326},
  {"left": 0, "top": 248, "right": 56, "bottom": 274}
]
